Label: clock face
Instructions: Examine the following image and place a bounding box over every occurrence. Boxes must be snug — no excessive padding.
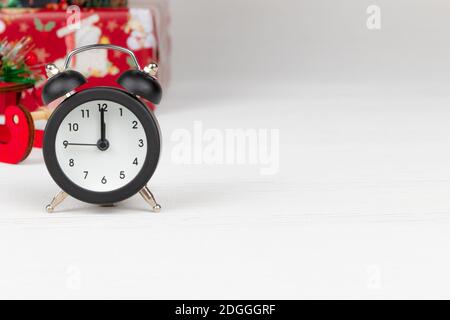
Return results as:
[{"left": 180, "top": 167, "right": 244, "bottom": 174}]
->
[
  {"left": 44, "top": 88, "right": 161, "bottom": 205},
  {"left": 54, "top": 99, "right": 148, "bottom": 193}
]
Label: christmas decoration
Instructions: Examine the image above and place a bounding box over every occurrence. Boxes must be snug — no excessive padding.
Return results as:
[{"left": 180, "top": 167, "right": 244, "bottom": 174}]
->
[
  {"left": 0, "top": 38, "right": 44, "bottom": 162},
  {"left": 25, "top": 51, "right": 38, "bottom": 66},
  {"left": 0, "top": 0, "right": 20, "bottom": 8},
  {"left": 0, "top": 37, "right": 41, "bottom": 85},
  {"left": 19, "top": 1, "right": 59, "bottom": 8},
  {"left": 0, "top": 5, "right": 170, "bottom": 112},
  {"left": 1, "top": 0, "right": 128, "bottom": 8},
  {"left": 0, "top": 102, "right": 51, "bottom": 164},
  {"left": 0, "top": 1, "right": 170, "bottom": 165},
  {"left": 68, "top": 0, "right": 127, "bottom": 8}
]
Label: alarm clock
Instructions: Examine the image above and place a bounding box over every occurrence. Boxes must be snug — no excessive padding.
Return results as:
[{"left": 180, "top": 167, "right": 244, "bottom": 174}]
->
[{"left": 42, "top": 44, "right": 162, "bottom": 213}]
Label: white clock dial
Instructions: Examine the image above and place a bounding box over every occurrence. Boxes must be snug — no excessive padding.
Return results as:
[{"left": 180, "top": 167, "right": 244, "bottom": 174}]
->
[{"left": 55, "top": 100, "right": 148, "bottom": 193}]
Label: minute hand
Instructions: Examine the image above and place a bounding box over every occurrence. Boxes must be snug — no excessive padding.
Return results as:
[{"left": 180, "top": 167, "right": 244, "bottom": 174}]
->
[
  {"left": 68, "top": 143, "right": 97, "bottom": 146},
  {"left": 63, "top": 141, "right": 96, "bottom": 148}
]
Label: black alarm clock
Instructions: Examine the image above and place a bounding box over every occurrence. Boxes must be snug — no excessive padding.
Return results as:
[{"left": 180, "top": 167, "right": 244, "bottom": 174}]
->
[{"left": 42, "top": 44, "right": 162, "bottom": 213}]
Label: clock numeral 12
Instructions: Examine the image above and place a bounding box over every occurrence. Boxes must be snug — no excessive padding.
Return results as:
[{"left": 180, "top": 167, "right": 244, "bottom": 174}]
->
[{"left": 98, "top": 103, "right": 108, "bottom": 111}]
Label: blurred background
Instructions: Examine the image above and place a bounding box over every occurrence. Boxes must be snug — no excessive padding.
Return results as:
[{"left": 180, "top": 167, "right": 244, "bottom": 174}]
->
[{"left": 171, "top": 0, "right": 450, "bottom": 93}]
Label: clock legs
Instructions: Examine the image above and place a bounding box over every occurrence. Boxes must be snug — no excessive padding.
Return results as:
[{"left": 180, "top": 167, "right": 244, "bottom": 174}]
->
[
  {"left": 45, "top": 188, "right": 161, "bottom": 213},
  {"left": 46, "top": 190, "right": 68, "bottom": 213},
  {"left": 139, "top": 186, "right": 161, "bottom": 213}
]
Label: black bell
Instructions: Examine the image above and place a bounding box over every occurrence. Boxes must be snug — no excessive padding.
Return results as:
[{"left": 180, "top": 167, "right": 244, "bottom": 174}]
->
[
  {"left": 42, "top": 70, "right": 87, "bottom": 105},
  {"left": 117, "top": 70, "right": 162, "bottom": 105}
]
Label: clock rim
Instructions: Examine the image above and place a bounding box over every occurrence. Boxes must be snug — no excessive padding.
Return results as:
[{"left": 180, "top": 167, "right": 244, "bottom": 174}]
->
[{"left": 43, "top": 87, "right": 161, "bottom": 205}]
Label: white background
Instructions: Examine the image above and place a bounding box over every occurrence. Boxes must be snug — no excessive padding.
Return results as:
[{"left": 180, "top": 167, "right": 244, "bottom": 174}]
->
[{"left": 1, "top": 0, "right": 450, "bottom": 299}]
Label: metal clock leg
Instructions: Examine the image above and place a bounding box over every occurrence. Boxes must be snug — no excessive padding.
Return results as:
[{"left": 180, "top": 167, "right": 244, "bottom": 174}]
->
[
  {"left": 139, "top": 186, "right": 161, "bottom": 213},
  {"left": 46, "top": 191, "right": 68, "bottom": 213}
]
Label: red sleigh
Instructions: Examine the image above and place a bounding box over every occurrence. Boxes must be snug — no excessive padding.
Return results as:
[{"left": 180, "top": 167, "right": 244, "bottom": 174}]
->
[{"left": 0, "top": 83, "right": 50, "bottom": 164}]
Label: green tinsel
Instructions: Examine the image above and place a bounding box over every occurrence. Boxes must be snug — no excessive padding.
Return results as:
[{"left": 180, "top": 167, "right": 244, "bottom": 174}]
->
[
  {"left": 0, "top": 0, "right": 21, "bottom": 8},
  {"left": 0, "top": 38, "right": 40, "bottom": 85},
  {"left": 0, "top": 64, "right": 35, "bottom": 84}
]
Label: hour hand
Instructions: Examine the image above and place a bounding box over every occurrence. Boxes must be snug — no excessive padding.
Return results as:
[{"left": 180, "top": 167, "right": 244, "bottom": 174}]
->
[
  {"left": 100, "top": 107, "right": 106, "bottom": 142},
  {"left": 98, "top": 106, "right": 109, "bottom": 151}
]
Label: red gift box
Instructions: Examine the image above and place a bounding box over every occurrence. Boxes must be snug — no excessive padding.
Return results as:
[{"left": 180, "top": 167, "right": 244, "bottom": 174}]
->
[{"left": 0, "top": 5, "right": 169, "bottom": 112}]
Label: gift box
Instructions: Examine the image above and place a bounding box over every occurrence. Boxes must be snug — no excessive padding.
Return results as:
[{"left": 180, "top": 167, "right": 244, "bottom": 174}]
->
[
  {"left": 17, "top": 1, "right": 128, "bottom": 8},
  {"left": 0, "top": 1, "right": 170, "bottom": 112}
]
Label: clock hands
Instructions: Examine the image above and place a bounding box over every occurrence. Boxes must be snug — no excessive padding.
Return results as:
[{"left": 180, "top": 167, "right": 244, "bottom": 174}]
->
[
  {"left": 63, "top": 141, "right": 97, "bottom": 148},
  {"left": 100, "top": 107, "right": 106, "bottom": 141},
  {"left": 97, "top": 105, "right": 110, "bottom": 151},
  {"left": 63, "top": 106, "right": 111, "bottom": 151}
]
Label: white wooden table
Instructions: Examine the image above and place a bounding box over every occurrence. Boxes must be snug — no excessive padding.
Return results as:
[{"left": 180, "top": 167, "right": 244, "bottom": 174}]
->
[{"left": 0, "top": 80, "right": 449, "bottom": 299}]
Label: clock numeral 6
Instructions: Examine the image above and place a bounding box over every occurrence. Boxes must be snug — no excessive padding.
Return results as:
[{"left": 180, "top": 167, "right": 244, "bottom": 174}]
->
[
  {"left": 68, "top": 123, "right": 79, "bottom": 132},
  {"left": 101, "top": 176, "right": 107, "bottom": 184},
  {"left": 120, "top": 171, "right": 126, "bottom": 179}
]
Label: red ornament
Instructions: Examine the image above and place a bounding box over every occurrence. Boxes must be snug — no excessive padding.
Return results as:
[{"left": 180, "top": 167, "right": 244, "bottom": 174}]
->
[{"left": 25, "top": 52, "right": 38, "bottom": 66}]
